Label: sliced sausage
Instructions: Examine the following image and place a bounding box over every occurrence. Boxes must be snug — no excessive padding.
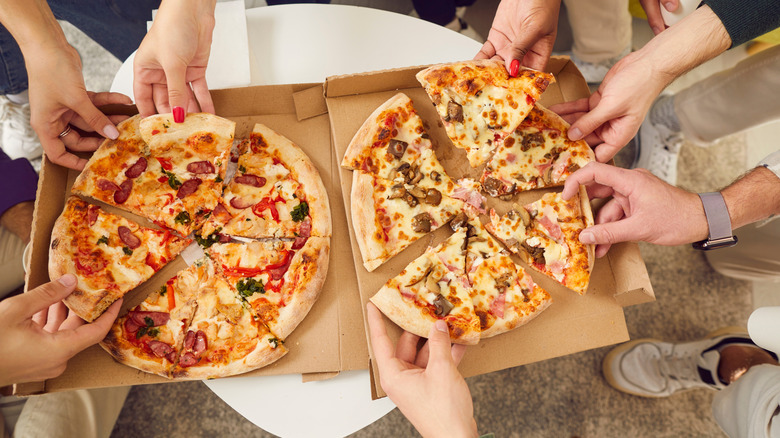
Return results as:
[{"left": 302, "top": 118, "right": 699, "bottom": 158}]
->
[
  {"left": 229, "top": 196, "right": 253, "bottom": 209},
  {"left": 114, "top": 180, "right": 132, "bottom": 204},
  {"left": 118, "top": 226, "right": 141, "bottom": 249},
  {"left": 97, "top": 179, "right": 120, "bottom": 192},
  {"left": 299, "top": 217, "right": 312, "bottom": 238},
  {"left": 292, "top": 236, "right": 308, "bottom": 250},
  {"left": 178, "top": 352, "right": 198, "bottom": 367},
  {"left": 129, "top": 311, "right": 170, "bottom": 327},
  {"left": 87, "top": 205, "right": 100, "bottom": 226},
  {"left": 148, "top": 340, "right": 174, "bottom": 358},
  {"left": 234, "top": 174, "right": 266, "bottom": 187},
  {"left": 176, "top": 178, "right": 202, "bottom": 199},
  {"left": 183, "top": 330, "right": 196, "bottom": 350},
  {"left": 193, "top": 330, "right": 208, "bottom": 354},
  {"left": 124, "top": 157, "right": 147, "bottom": 179},
  {"left": 186, "top": 160, "right": 215, "bottom": 174}
]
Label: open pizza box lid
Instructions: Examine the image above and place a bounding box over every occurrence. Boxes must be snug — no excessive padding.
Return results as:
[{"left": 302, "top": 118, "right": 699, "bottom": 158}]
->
[
  {"left": 323, "top": 57, "right": 655, "bottom": 399},
  {"left": 16, "top": 83, "right": 368, "bottom": 396}
]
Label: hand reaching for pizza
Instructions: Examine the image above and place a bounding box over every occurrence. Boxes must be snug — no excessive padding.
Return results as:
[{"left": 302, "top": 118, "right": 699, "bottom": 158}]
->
[
  {"left": 0, "top": 275, "right": 121, "bottom": 387},
  {"left": 475, "top": 0, "right": 561, "bottom": 72},
  {"left": 640, "top": 0, "right": 679, "bottom": 35},
  {"left": 26, "top": 45, "right": 133, "bottom": 170},
  {"left": 366, "top": 303, "right": 478, "bottom": 438},
  {"left": 561, "top": 162, "right": 709, "bottom": 257},
  {"left": 549, "top": 51, "right": 673, "bottom": 163},
  {"left": 134, "top": 0, "right": 217, "bottom": 121}
]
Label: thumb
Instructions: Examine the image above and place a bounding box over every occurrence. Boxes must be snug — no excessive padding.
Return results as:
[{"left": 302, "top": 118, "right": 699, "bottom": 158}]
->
[
  {"left": 14, "top": 275, "right": 78, "bottom": 319},
  {"left": 579, "top": 220, "right": 639, "bottom": 247},
  {"left": 163, "top": 60, "right": 190, "bottom": 123},
  {"left": 73, "top": 96, "right": 120, "bottom": 140},
  {"left": 567, "top": 98, "right": 613, "bottom": 141},
  {"left": 426, "top": 320, "right": 455, "bottom": 369}
]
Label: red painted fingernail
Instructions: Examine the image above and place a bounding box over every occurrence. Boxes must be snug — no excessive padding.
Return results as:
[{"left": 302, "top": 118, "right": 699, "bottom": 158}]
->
[
  {"left": 509, "top": 59, "right": 520, "bottom": 77},
  {"left": 173, "top": 106, "right": 185, "bottom": 123}
]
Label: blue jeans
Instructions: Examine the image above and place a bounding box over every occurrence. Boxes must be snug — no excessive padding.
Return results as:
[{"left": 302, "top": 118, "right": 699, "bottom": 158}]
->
[{"left": 0, "top": 0, "right": 161, "bottom": 95}]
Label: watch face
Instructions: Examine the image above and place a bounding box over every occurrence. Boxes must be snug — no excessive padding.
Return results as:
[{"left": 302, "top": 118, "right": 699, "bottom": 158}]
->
[{"left": 692, "top": 236, "right": 739, "bottom": 251}]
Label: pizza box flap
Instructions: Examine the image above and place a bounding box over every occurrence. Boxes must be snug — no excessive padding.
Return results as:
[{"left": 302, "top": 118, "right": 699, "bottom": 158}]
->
[
  {"left": 323, "top": 58, "right": 654, "bottom": 398},
  {"left": 18, "top": 83, "right": 366, "bottom": 395}
]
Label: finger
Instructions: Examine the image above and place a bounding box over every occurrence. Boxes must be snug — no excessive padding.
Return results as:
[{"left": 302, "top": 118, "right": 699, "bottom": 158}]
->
[
  {"left": 153, "top": 83, "right": 171, "bottom": 115},
  {"left": 425, "top": 320, "right": 455, "bottom": 370},
  {"left": 451, "top": 344, "right": 467, "bottom": 365},
  {"left": 595, "top": 243, "right": 612, "bottom": 258},
  {"left": 475, "top": 39, "right": 496, "bottom": 60},
  {"left": 161, "top": 60, "right": 190, "bottom": 119},
  {"left": 568, "top": 97, "right": 615, "bottom": 142},
  {"left": 59, "top": 306, "right": 88, "bottom": 331},
  {"left": 108, "top": 114, "right": 131, "bottom": 125},
  {"left": 32, "top": 306, "right": 48, "bottom": 328},
  {"left": 60, "top": 130, "right": 103, "bottom": 152},
  {"left": 584, "top": 182, "right": 615, "bottom": 200},
  {"left": 39, "top": 137, "right": 87, "bottom": 170},
  {"left": 549, "top": 98, "right": 590, "bottom": 116},
  {"left": 191, "top": 77, "right": 214, "bottom": 114},
  {"left": 663, "top": 0, "right": 679, "bottom": 11},
  {"left": 562, "top": 162, "right": 631, "bottom": 200},
  {"left": 415, "top": 341, "right": 430, "bottom": 368},
  {"left": 12, "top": 275, "right": 78, "bottom": 319},
  {"left": 578, "top": 217, "right": 643, "bottom": 247},
  {"left": 186, "top": 84, "right": 200, "bottom": 114},
  {"left": 90, "top": 92, "right": 134, "bottom": 107},
  {"left": 505, "top": 29, "right": 545, "bottom": 71},
  {"left": 366, "top": 303, "right": 398, "bottom": 368},
  {"left": 594, "top": 143, "right": 624, "bottom": 163},
  {"left": 43, "top": 302, "right": 69, "bottom": 333},
  {"left": 134, "top": 64, "right": 157, "bottom": 118},
  {"left": 396, "top": 330, "right": 421, "bottom": 364},
  {"left": 642, "top": 0, "right": 667, "bottom": 34},
  {"left": 595, "top": 198, "right": 627, "bottom": 226},
  {"left": 58, "top": 298, "right": 122, "bottom": 355},
  {"left": 71, "top": 95, "right": 121, "bottom": 140}
]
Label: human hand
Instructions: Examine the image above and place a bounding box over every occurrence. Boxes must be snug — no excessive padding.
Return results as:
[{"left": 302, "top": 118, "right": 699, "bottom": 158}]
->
[
  {"left": 25, "top": 45, "right": 133, "bottom": 170},
  {"left": 0, "top": 274, "right": 121, "bottom": 387},
  {"left": 134, "top": 0, "right": 217, "bottom": 121},
  {"left": 640, "top": 0, "right": 679, "bottom": 35},
  {"left": 367, "top": 303, "right": 477, "bottom": 438},
  {"left": 475, "top": 0, "right": 561, "bottom": 72},
  {"left": 550, "top": 51, "right": 673, "bottom": 162},
  {"left": 562, "top": 162, "right": 708, "bottom": 257}
]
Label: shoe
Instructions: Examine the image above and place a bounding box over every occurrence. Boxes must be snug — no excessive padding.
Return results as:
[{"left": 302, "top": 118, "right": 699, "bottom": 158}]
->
[
  {"left": 558, "top": 45, "right": 631, "bottom": 84},
  {"left": 602, "top": 327, "right": 754, "bottom": 398},
  {"left": 0, "top": 96, "right": 42, "bottom": 161},
  {"left": 632, "top": 113, "right": 683, "bottom": 185},
  {"left": 444, "top": 16, "right": 483, "bottom": 42}
]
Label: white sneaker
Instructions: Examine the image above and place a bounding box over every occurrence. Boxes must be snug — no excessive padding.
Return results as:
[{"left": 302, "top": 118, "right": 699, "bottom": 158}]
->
[
  {"left": 602, "top": 327, "right": 754, "bottom": 398},
  {"left": 0, "top": 96, "right": 42, "bottom": 161},
  {"left": 633, "top": 114, "right": 683, "bottom": 185},
  {"left": 560, "top": 45, "right": 631, "bottom": 84},
  {"left": 444, "top": 16, "right": 483, "bottom": 42}
]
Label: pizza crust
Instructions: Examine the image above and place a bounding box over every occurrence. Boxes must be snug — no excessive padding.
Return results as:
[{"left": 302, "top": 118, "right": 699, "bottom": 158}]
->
[
  {"left": 342, "top": 93, "right": 410, "bottom": 170},
  {"left": 577, "top": 185, "right": 596, "bottom": 281},
  {"left": 100, "top": 322, "right": 171, "bottom": 378},
  {"left": 350, "top": 171, "right": 386, "bottom": 272},
  {"left": 289, "top": 149, "right": 332, "bottom": 238}
]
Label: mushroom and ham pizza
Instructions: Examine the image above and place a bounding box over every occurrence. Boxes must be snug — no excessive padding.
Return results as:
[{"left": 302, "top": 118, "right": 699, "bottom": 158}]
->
[
  {"left": 71, "top": 113, "right": 234, "bottom": 236},
  {"left": 486, "top": 187, "right": 595, "bottom": 295},
  {"left": 480, "top": 103, "right": 595, "bottom": 197},
  {"left": 49, "top": 196, "right": 190, "bottom": 322},
  {"left": 416, "top": 59, "right": 555, "bottom": 167}
]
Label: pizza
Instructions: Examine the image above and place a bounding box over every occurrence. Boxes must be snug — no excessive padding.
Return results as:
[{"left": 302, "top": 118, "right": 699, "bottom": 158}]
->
[
  {"left": 481, "top": 103, "right": 595, "bottom": 197},
  {"left": 71, "top": 113, "right": 234, "bottom": 236},
  {"left": 486, "top": 187, "right": 595, "bottom": 295},
  {"left": 416, "top": 59, "right": 555, "bottom": 167},
  {"left": 49, "top": 196, "right": 190, "bottom": 322},
  {"left": 207, "top": 238, "right": 330, "bottom": 339},
  {"left": 199, "top": 124, "right": 330, "bottom": 241}
]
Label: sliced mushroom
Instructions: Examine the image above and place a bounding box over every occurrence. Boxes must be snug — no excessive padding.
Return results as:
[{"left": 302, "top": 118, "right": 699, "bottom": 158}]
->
[
  {"left": 482, "top": 177, "right": 503, "bottom": 197},
  {"left": 514, "top": 205, "right": 531, "bottom": 226},
  {"left": 450, "top": 211, "right": 468, "bottom": 231},
  {"left": 407, "top": 186, "right": 427, "bottom": 199},
  {"left": 410, "top": 167, "right": 424, "bottom": 185},
  {"left": 499, "top": 193, "right": 515, "bottom": 202},
  {"left": 520, "top": 132, "right": 544, "bottom": 152},
  {"left": 411, "top": 212, "right": 433, "bottom": 233},
  {"left": 505, "top": 238, "right": 522, "bottom": 252},
  {"left": 405, "top": 260, "right": 433, "bottom": 287},
  {"left": 388, "top": 184, "right": 407, "bottom": 200},
  {"left": 424, "top": 188, "right": 442, "bottom": 206},
  {"left": 387, "top": 139, "right": 408, "bottom": 159},
  {"left": 495, "top": 273, "right": 513, "bottom": 291},
  {"left": 430, "top": 171, "right": 441, "bottom": 182},
  {"left": 433, "top": 294, "right": 454, "bottom": 317},
  {"left": 542, "top": 165, "right": 554, "bottom": 184},
  {"left": 522, "top": 242, "right": 546, "bottom": 265},
  {"left": 447, "top": 101, "right": 464, "bottom": 123},
  {"left": 404, "top": 193, "right": 419, "bottom": 208},
  {"left": 466, "top": 224, "right": 477, "bottom": 238},
  {"left": 425, "top": 274, "right": 441, "bottom": 295}
]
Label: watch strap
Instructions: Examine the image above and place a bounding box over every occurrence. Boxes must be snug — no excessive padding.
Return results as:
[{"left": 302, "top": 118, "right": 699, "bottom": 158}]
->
[{"left": 698, "top": 192, "right": 733, "bottom": 240}]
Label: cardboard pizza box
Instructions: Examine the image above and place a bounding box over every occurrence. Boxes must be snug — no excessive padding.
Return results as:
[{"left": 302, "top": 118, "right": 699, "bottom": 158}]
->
[
  {"left": 323, "top": 57, "right": 655, "bottom": 398},
  {"left": 17, "top": 83, "right": 367, "bottom": 395}
]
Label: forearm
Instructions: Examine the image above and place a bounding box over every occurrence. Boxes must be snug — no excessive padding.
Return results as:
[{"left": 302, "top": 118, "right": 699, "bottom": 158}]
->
[
  {"left": 722, "top": 166, "right": 780, "bottom": 231},
  {"left": 0, "top": 0, "right": 69, "bottom": 55}
]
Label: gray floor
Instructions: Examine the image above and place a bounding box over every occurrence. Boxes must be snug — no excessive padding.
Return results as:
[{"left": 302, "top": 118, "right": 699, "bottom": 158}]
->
[{"left": 59, "top": 1, "right": 762, "bottom": 437}]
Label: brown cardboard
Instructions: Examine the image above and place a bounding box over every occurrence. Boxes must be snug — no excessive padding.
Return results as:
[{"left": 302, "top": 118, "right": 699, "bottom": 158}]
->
[
  {"left": 324, "top": 58, "right": 654, "bottom": 398},
  {"left": 17, "top": 83, "right": 366, "bottom": 395}
]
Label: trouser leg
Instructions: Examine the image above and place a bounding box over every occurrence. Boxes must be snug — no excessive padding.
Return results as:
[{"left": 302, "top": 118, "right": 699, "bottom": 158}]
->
[
  {"left": 562, "top": 0, "right": 631, "bottom": 63},
  {"left": 706, "top": 217, "right": 780, "bottom": 282},
  {"left": 711, "top": 364, "right": 780, "bottom": 438}
]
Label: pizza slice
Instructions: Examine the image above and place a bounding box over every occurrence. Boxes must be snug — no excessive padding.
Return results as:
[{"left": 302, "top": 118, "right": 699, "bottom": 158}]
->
[
  {"left": 342, "top": 93, "right": 433, "bottom": 180},
  {"left": 416, "top": 59, "right": 555, "bottom": 167},
  {"left": 49, "top": 196, "right": 190, "bottom": 322},
  {"left": 208, "top": 238, "right": 330, "bottom": 339},
  {"left": 100, "top": 268, "right": 200, "bottom": 377},
  {"left": 481, "top": 103, "right": 595, "bottom": 197},
  {"left": 201, "top": 124, "right": 330, "bottom": 240},
  {"left": 370, "top": 246, "right": 481, "bottom": 345},
  {"left": 170, "top": 261, "right": 288, "bottom": 379},
  {"left": 486, "top": 187, "right": 595, "bottom": 295}
]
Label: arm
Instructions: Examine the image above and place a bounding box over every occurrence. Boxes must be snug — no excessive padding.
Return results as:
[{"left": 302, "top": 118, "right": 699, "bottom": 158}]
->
[
  {"left": 0, "top": 275, "right": 121, "bottom": 386},
  {"left": 0, "top": 151, "right": 37, "bottom": 243},
  {"left": 561, "top": 162, "right": 780, "bottom": 257},
  {"left": 366, "top": 303, "right": 478, "bottom": 438},
  {"left": 133, "top": 0, "right": 217, "bottom": 121},
  {"left": 0, "top": 0, "right": 131, "bottom": 170},
  {"left": 552, "top": 5, "right": 730, "bottom": 162},
  {"left": 475, "top": 0, "right": 561, "bottom": 72}
]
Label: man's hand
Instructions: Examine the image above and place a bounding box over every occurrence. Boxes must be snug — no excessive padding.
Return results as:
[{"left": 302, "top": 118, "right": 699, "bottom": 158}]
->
[
  {"left": 134, "top": 0, "right": 217, "bottom": 121},
  {"left": 26, "top": 46, "right": 132, "bottom": 170},
  {"left": 640, "top": 0, "right": 679, "bottom": 35},
  {"left": 475, "top": 0, "right": 561, "bottom": 72},
  {"left": 367, "top": 303, "right": 478, "bottom": 438},
  {"left": 0, "top": 274, "right": 121, "bottom": 387},
  {"left": 562, "top": 162, "right": 708, "bottom": 257}
]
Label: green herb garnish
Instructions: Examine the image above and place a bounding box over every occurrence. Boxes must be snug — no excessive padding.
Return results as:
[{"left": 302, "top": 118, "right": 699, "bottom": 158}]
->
[
  {"left": 268, "top": 337, "right": 282, "bottom": 348},
  {"left": 144, "top": 316, "right": 154, "bottom": 327},
  {"left": 163, "top": 170, "right": 182, "bottom": 189},
  {"left": 123, "top": 247, "right": 133, "bottom": 256},
  {"left": 159, "top": 285, "right": 167, "bottom": 296},
  {"left": 215, "top": 175, "right": 223, "bottom": 183},
  {"left": 193, "top": 229, "right": 222, "bottom": 249},
  {"left": 237, "top": 278, "right": 265, "bottom": 298},
  {"left": 147, "top": 328, "right": 159, "bottom": 338},
  {"left": 136, "top": 327, "right": 147, "bottom": 339},
  {"left": 238, "top": 165, "right": 247, "bottom": 173},
  {"left": 97, "top": 235, "right": 108, "bottom": 245},
  {"left": 174, "top": 211, "right": 191, "bottom": 225},
  {"left": 290, "top": 201, "right": 309, "bottom": 222}
]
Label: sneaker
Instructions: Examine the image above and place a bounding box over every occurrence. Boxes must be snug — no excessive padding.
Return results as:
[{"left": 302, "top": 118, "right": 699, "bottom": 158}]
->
[
  {"left": 0, "top": 96, "right": 42, "bottom": 161},
  {"left": 444, "top": 16, "right": 483, "bottom": 42},
  {"left": 632, "top": 114, "right": 683, "bottom": 185},
  {"left": 602, "top": 327, "right": 754, "bottom": 398},
  {"left": 558, "top": 45, "right": 631, "bottom": 84}
]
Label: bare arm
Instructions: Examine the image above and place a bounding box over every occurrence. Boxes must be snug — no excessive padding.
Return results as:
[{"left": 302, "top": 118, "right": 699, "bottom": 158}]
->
[{"left": 723, "top": 166, "right": 780, "bottom": 231}]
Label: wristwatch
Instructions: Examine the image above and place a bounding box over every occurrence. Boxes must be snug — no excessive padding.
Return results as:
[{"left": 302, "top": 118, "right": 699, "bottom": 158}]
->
[{"left": 691, "top": 192, "right": 738, "bottom": 250}]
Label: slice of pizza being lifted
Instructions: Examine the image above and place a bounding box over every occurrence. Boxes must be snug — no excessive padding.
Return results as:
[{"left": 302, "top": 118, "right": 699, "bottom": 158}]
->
[
  {"left": 481, "top": 103, "right": 595, "bottom": 197},
  {"left": 486, "top": 187, "right": 595, "bottom": 295},
  {"left": 416, "top": 59, "right": 555, "bottom": 167}
]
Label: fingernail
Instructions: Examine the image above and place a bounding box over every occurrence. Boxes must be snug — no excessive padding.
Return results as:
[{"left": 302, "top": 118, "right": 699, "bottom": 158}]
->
[
  {"left": 664, "top": 2, "right": 675, "bottom": 10},
  {"left": 173, "top": 106, "right": 185, "bottom": 123},
  {"left": 434, "top": 320, "right": 448, "bottom": 333},
  {"left": 652, "top": 26, "right": 663, "bottom": 34},
  {"left": 509, "top": 59, "right": 520, "bottom": 77},
  {"left": 58, "top": 274, "right": 77, "bottom": 287},
  {"left": 568, "top": 127, "right": 582, "bottom": 140},
  {"left": 103, "top": 124, "right": 119, "bottom": 140},
  {"left": 579, "top": 231, "right": 595, "bottom": 244}
]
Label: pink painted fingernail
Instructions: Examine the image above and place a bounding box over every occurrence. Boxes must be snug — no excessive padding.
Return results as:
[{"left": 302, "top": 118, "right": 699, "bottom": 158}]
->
[
  {"left": 58, "top": 274, "right": 77, "bottom": 287},
  {"left": 173, "top": 106, "right": 185, "bottom": 123},
  {"left": 104, "top": 124, "right": 119, "bottom": 140},
  {"left": 509, "top": 59, "right": 520, "bottom": 77}
]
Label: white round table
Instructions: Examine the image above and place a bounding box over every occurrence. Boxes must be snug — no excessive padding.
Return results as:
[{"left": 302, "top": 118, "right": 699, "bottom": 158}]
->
[{"left": 112, "top": 4, "right": 481, "bottom": 437}]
